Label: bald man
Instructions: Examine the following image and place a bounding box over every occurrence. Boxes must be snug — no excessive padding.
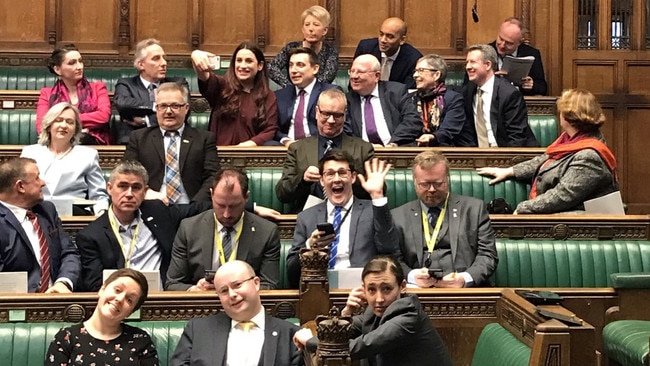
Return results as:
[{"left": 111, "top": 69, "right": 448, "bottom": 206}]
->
[{"left": 353, "top": 17, "right": 422, "bottom": 89}]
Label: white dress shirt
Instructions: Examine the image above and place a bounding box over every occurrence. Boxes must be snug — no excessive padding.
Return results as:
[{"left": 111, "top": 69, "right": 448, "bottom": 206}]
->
[
  {"left": 361, "top": 84, "right": 392, "bottom": 145},
  {"left": 226, "top": 306, "right": 266, "bottom": 366}
]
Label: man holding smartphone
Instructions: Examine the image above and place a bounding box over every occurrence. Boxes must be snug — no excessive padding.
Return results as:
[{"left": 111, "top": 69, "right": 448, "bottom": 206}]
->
[{"left": 286, "top": 150, "right": 400, "bottom": 288}]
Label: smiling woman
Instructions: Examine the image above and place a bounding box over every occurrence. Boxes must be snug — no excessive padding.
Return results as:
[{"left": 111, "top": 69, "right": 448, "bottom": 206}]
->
[{"left": 45, "top": 268, "right": 159, "bottom": 366}]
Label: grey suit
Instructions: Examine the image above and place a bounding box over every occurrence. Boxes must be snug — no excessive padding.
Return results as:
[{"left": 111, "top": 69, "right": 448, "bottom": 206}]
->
[
  {"left": 392, "top": 194, "right": 498, "bottom": 286},
  {"left": 286, "top": 198, "right": 400, "bottom": 288},
  {"left": 165, "top": 210, "right": 280, "bottom": 290},
  {"left": 171, "top": 312, "right": 303, "bottom": 366}
]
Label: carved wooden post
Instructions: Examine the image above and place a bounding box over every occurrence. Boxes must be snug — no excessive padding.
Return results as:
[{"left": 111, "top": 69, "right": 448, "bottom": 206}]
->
[
  {"left": 315, "top": 307, "right": 352, "bottom": 366},
  {"left": 298, "top": 247, "right": 330, "bottom": 324}
]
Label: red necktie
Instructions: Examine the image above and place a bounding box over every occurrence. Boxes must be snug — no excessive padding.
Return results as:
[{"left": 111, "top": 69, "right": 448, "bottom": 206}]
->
[
  {"left": 26, "top": 210, "right": 51, "bottom": 293},
  {"left": 293, "top": 89, "right": 306, "bottom": 140}
]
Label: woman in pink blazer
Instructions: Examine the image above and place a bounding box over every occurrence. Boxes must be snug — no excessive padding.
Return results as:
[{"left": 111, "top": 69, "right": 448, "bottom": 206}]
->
[{"left": 36, "top": 44, "right": 112, "bottom": 144}]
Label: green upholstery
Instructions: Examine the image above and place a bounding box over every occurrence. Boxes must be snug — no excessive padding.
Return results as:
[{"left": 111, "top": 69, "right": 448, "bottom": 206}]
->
[
  {"left": 610, "top": 272, "right": 650, "bottom": 289},
  {"left": 603, "top": 320, "right": 650, "bottom": 366},
  {"left": 528, "top": 115, "right": 559, "bottom": 147},
  {"left": 471, "top": 323, "right": 531, "bottom": 366},
  {"left": 280, "top": 239, "right": 292, "bottom": 289},
  {"left": 0, "top": 110, "right": 38, "bottom": 144},
  {"left": 108, "top": 111, "right": 210, "bottom": 138},
  {"left": 493, "top": 240, "right": 650, "bottom": 287}
]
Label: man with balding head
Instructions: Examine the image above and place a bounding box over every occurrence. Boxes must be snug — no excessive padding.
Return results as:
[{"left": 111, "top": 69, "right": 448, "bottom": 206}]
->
[
  {"left": 346, "top": 54, "right": 422, "bottom": 147},
  {"left": 354, "top": 17, "right": 422, "bottom": 89},
  {"left": 171, "top": 260, "right": 303, "bottom": 366}
]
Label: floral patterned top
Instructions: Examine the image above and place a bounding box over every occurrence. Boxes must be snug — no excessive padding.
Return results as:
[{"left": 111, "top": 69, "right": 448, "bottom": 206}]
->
[{"left": 45, "top": 323, "right": 159, "bottom": 365}]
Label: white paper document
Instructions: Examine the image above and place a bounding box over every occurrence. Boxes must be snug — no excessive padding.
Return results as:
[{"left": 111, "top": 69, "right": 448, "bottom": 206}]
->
[
  {"left": 584, "top": 191, "right": 625, "bottom": 214},
  {"left": 0, "top": 272, "right": 28, "bottom": 293},
  {"left": 502, "top": 55, "right": 535, "bottom": 85},
  {"left": 328, "top": 268, "right": 363, "bottom": 289}
]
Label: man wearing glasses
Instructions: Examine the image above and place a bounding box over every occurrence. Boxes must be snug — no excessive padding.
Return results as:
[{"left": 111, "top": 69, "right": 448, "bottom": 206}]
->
[
  {"left": 123, "top": 82, "right": 219, "bottom": 204},
  {"left": 171, "top": 260, "right": 302, "bottom": 366},
  {"left": 392, "top": 151, "right": 497, "bottom": 288},
  {"left": 286, "top": 150, "right": 399, "bottom": 288},
  {"left": 276, "top": 88, "right": 374, "bottom": 212}
]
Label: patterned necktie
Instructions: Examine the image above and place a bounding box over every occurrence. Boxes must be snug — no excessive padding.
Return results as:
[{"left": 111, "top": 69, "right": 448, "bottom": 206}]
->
[
  {"left": 164, "top": 131, "right": 182, "bottom": 203},
  {"left": 329, "top": 206, "right": 342, "bottom": 269},
  {"left": 26, "top": 210, "right": 51, "bottom": 293},
  {"left": 148, "top": 83, "right": 157, "bottom": 105},
  {"left": 474, "top": 88, "right": 490, "bottom": 148},
  {"left": 428, "top": 206, "right": 442, "bottom": 228},
  {"left": 380, "top": 57, "right": 391, "bottom": 81},
  {"left": 364, "top": 95, "right": 383, "bottom": 144},
  {"left": 222, "top": 226, "right": 234, "bottom": 260},
  {"left": 293, "top": 89, "right": 306, "bottom": 140},
  {"left": 323, "top": 139, "right": 334, "bottom": 157},
  {"left": 237, "top": 320, "right": 256, "bottom": 332}
]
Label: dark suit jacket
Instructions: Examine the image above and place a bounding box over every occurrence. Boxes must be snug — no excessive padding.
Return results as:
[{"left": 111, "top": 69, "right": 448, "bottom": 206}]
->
[
  {"left": 347, "top": 81, "right": 423, "bottom": 146},
  {"left": 75, "top": 200, "right": 212, "bottom": 292},
  {"left": 171, "top": 312, "right": 303, "bottom": 366},
  {"left": 274, "top": 81, "right": 340, "bottom": 142},
  {"left": 408, "top": 88, "right": 470, "bottom": 146},
  {"left": 275, "top": 134, "right": 374, "bottom": 212},
  {"left": 307, "top": 294, "right": 452, "bottom": 366},
  {"left": 489, "top": 41, "right": 548, "bottom": 96},
  {"left": 123, "top": 125, "right": 220, "bottom": 202},
  {"left": 286, "top": 199, "right": 400, "bottom": 288},
  {"left": 0, "top": 201, "right": 80, "bottom": 292},
  {"left": 113, "top": 75, "right": 189, "bottom": 144},
  {"left": 165, "top": 210, "right": 280, "bottom": 290},
  {"left": 460, "top": 76, "right": 539, "bottom": 147},
  {"left": 353, "top": 38, "right": 422, "bottom": 89},
  {"left": 391, "top": 195, "right": 498, "bottom": 287}
]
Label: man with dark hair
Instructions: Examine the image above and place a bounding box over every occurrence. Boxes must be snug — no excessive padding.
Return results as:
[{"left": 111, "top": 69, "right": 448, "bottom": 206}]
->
[
  {"left": 166, "top": 167, "right": 281, "bottom": 291},
  {"left": 286, "top": 150, "right": 399, "bottom": 288},
  {"left": 0, "top": 157, "right": 80, "bottom": 293},
  {"left": 274, "top": 47, "right": 340, "bottom": 146}
]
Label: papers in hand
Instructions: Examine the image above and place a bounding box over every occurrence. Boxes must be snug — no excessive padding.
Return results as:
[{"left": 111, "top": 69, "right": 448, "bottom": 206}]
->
[
  {"left": 501, "top": 55, "right": 535, "bottom": 84},
  {"left": 584, "top": 191, "right": 625, "bottom": 214}
]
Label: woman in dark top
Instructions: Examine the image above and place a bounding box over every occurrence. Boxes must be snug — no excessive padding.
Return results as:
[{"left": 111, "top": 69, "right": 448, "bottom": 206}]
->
[
  {"left": 45, "top": 268, "right": 159, "bottom": 366},
  {"left": 191, "top": 42, "right": 278, "bottom": 146},
  {"left": 293, "top": 256, "right": 453, "bottom": 366},
  {"left": 268, "top": 5, "right": 339, "bottom": 87}
]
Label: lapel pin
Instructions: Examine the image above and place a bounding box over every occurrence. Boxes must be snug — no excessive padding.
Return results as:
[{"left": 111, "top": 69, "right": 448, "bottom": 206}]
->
[
  {"left": 146, "top": 217, "right": 154, "bottom": 221},
  {"left": 272, "top": 331, "right": 278, "bottom": 336},
  {"left": 251, "top": 226, "right": 256, "bottom": 232},
  {"left": 452, "top": 208, "right": 458, "bottom": 218},
  {"left": 182, "top": 139, "right": 190, "bottom": 144}
]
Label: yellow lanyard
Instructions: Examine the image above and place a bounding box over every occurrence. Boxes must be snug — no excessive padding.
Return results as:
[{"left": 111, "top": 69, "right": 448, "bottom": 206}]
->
[
  {"left": 213, "top": 213, "right": 243, "bottom": 265},
  {"left": 108, "top": 206, "right": 141, "bottom": 268},
  {"left": 421, "top": 194, "right": 449, "bottom": 252}
]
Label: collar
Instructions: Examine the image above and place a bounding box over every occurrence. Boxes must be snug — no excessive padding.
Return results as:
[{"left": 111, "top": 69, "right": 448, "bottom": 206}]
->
[
  {"left": 318, "top": 133, "right": 343, "bottom": 147},
  {"left": 500, "top": 49, "right": 519, "bottom": 58},
  {"left": 381, "top": 47, "right": 401, "bottom": 61},
  {"left": 361, "top": 84, "right": 380, "bottom": 100},
  {"left": 0, "top": 199, "right": 28, "bottom": 222},
  {"left": 160, "top": 124, "right": 186, "bottom": 138},
  {"left": 419, "top": 199, "right": 445, "bottom": 212},
  {"left": 216, "top": 212, "right": 245, "bottom": 234},
  {"left": 230, "top": 306, "right": 266, "bottom": 331},
  {"left": 295, "top": 78, "right": 317, "bottom": 96},
  {"left": 479, "top": 75, "right": 496, "bottom": 95},
  {"left": 109, "top": 206, "right": 141, "bottom": 230},
  {"left": 139, "top": 76, "right": 159, "bottom": 89},
  {"left": 327, "top": 197, "right": 354, "bottom": 215}
]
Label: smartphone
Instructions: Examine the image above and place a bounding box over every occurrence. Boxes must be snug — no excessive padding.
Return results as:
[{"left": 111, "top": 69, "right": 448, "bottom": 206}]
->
[
  {"left": 428, "top": 269, "right": 443, "bottom": 279},
  {"left": 316, "top": 222, "right": 335, "bottom": 235},
  {"left": 204, "top": 269, "right": 216, "bottom": 284}
]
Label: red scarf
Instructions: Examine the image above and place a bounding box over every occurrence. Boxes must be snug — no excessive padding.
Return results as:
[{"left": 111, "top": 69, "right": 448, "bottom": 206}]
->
[
  {"left": 529, "top": 132, "right": 617, "bottom": 199},
  {"left": 48, "top": 78, "right": 97, "bottom": 114}
]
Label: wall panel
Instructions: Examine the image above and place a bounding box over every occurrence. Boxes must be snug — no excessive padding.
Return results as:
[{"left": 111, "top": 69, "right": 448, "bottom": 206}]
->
[
  {"left": 626, "top": 62, "right": 650, "bottom": 94},
  {"left": 403, "top": 0, "right": 454, "bottom": 52},
  {"left": 0, "top": 0, "right": 47, "bottom": 50},
  {"left": 59, "top": 1, "right": 116, "bottom": 51},
  {"left": 134, "top": 0, "right": 191, "bottom": 54},
  {"left": 201, "top": 0, "right": 256, "bottom": 55},
  {"left": 338, "top": 0, "right": 390, "bottom": 56},
  {"left": 266, "top": 0, "right": 318, "bottom": 54},
  {"left": 465, "top": 0, "right": 515, "bottom": 45},
  {"left": 623, "top": 108, "right": 650, "bottom": 212},
  {"left": 574, "top": 62, "right": 617, "bottom": 94}
]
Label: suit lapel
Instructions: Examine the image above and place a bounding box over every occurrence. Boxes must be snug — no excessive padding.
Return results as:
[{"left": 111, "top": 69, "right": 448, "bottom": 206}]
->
[
  {"left": 262, "top": 315, "right": 279, "bottom": 366},
  {"left": 236, "top": 213, "right": 253, "bottom": 261},
  {"left": 200, "top": 212, "right": 216, "bottom": 270},
  {"left": 214, "top": 316, "right": 231, "bottom": 364},
  {"left": 151, "top": 129, "right": 166, "bottom": 166},
  {"left": 307, "top": 83, "right": 321, "bottom": 135},
  {"left": 448, "top": 195, "right": 461, "bottom": 263},
  {"left": 490, "top": 81, "right": 500, "bottom": 133},
  {"left": 0, "top": 205, "right": 35, "bottom": 257},
  {"left": 99, "top": 213, "right": 126, "bottom": 268},
  {"left": 179, "top": 126, "right": 194, "bottom": 171},
  {"left": 304, "top": 137, "right": 320, "bottom": 166},
  {"left": 348, "top": 94, "right": 363, "bottom": 137},
  {"left": 408, "top": 201, "right": 425, "bottom": 266},
  {"left": 347, "top": 199, "right": 363, "bottom": 256}
]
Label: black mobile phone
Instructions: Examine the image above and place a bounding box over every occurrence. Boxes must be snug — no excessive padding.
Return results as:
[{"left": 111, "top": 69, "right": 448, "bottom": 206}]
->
[
  {"left": 204, "top": 270, "right": 216, "bottom": 284},
  {"left": 428, "top": 269, "right": 444, "bottom": 279},
  {"left": 317, "top": 222, "right": 335, "bottom": 235}
]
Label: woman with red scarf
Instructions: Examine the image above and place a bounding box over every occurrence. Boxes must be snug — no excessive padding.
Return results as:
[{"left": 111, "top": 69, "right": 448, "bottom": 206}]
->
[
  {"left": 36, "top": 44, "right": 111, "bottom": 145},
  {"left": 477, "top": 88, "right": 618, "bottom": 213}
]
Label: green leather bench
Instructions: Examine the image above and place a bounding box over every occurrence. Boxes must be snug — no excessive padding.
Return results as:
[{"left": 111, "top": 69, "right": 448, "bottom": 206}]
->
[
  {"left": 528, "top": 115, "right": 558, "bottom": 147},
  {"left": 471, "top": 323, "right": 531, "bottom": 366},
  {"left": 0, "top": 110, "right": 38, "bottom": 144}
]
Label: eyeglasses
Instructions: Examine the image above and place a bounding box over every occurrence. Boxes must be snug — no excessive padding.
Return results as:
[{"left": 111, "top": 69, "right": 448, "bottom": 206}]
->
[
  {"left": 317, "top": 107, "right": 346, "bottom": 120},
  {"left": 416, "top": 180, "right": 448, "bottom": 190},
  {"left": 155, "top": 103, "right": 187, "bottom": 112},
  {"left": 414, "top": 67, "right": 438, "bottom": 74},
  {"left": 348, "top": 69, "right": 376, "bottom": 76},
  {"left": 53, "top": 117, "right": 75, "bottom": 124},
  {"left": 216, "top": 276, "right": 255, "bottom": 296},
  {"left": 322, "top": 168, "right": 351, "bottom": 180}
]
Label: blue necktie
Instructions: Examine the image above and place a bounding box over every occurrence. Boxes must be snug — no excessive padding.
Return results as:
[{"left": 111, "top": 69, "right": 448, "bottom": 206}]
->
[
  {"left": 222, "top": 227, "right": 234, "bottom": 260},
  {"left": 329, "top": 206, "right": 342, "bottom": 269},
  {"left": 428, "top": 206, "right": 441, "bottom": 228}
]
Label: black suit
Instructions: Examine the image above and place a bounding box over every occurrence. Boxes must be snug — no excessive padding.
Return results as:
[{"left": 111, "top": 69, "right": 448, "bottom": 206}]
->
[
  {"left": 113, "top": 75, "right": 189, "bottom": 144},
  {"left": 274, "top": 81, "right": 340, "bottom": 143},
  {"left": 353, "top": 38, "right": 422, "bottom": 89},
  {"left": 460, "top": 76, "right": 539, "bottom": 147},
  {"left": 489, "top": 41, "right": 548, "bottom": 96},
  {"left": 0, "top": 201, "right": 80, "bottom": 292},
  {"left": 123, "top": 125, "right": 220, "bottom": 202},
  {"left": 171, "top": 312, "right": 303, "bottom": 366},
  {"left": 347, "top": 81, "right": 422, "bottom": 146},
  {"left": 75, "top": 200, "right": 212, "bottom": 292}
]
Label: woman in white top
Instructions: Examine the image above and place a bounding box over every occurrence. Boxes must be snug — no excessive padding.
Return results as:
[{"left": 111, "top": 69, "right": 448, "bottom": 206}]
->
[{"left": 21, "top": 102, "right": 109, "bottom": 215}]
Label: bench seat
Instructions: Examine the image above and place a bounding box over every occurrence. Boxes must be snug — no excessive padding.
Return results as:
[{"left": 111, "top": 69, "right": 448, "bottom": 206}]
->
[
  {"left": 471, "top": 323, "right": 531, "bottom": 366},
  {"left": 603, "top": 320, "right": 650, "bottom": 366}
]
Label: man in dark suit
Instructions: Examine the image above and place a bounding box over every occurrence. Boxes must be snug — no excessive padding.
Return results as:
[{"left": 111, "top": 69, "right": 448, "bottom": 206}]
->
[
  {"left": 274, "top": 47, "right": 339, "bottom": 146},
  {"left": 275, "top": 88, "right": 375, "bottom": 212},
  {"left": 75, "top": 161, "right": 212, "bottom": 292},
  {"left": 347, "top": 54, "right": 422, "bottom": 146},
  {"left": 171, "top": 260, "right": 303, "bottom": 365},
  {"left": 286, "top": 151, "right": 399, "bottom": 288},
  {"left": 460, "top": 44, "right": 539, "bottom": 147},
  {"left": 124, "top": 82, "right": 219, "bottom": 204},
  {"left": 392, "top": 151, "right": 498, "bottom": 288},
  {"left": 491, "top": 17, "right": 548, "bottom": 96},
  {"left": 114, "top": 38, "right": 189, "bottom": 144},
  {"left": 0, "top": 158, "right": 80, "bottom": 293},
  {"left": 166, "top": 167, "right": 280, "bottom": 291},
  {"left": 353, "top": 17, "right": 422, "bottom": 89}
]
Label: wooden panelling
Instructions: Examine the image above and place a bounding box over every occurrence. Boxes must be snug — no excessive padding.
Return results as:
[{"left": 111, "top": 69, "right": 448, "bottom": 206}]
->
[
  {"left": 625, "top": 61, "right": 650, "bottom": 94},
  {"left": 59, "top": 1, "right": 117, "bottom": 51},
  {"left": 403, "top": 0, "right": 454, "bottom": 52},
  {"left": 465, "top": 0, "right": 516, "bottom": 45},
  {"left": 624, "top": 108, "right": 650, "bottom": 213},
  {"left": 337, "top": 0, "right": 389, "bottom": 55},
  {"left": 201, "top": 0, "right": 256, "bottom": 54},
  {"left": 266, "top": 0, "right": 318, "bottom": 54},
  {"left": 574, "top": 62, "right": 617, "bottom": 94},
  {"left": 133, "top": 0, "right": 192, "bottom": 54},
  {"left": 0, "top": 0, "right": 48, "bottom": 50}
]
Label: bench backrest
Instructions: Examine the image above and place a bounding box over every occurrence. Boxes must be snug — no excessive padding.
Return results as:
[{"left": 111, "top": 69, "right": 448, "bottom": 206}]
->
[{"left": 471, "top": 323, "right": 531, "bottom": 366}]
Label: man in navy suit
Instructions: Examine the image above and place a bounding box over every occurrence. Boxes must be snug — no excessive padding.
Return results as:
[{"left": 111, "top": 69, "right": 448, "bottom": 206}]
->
[
  {"left": 171, "top": 260, "right": 303, "bottom": 366},
  {"left": 114, "top": 38, "right": 189, "bottom": 144},
  {"left": 274, "top": 47, "right": 339, "bottom": 146},
  {"left": 353, "top": 17, "right": 422, "bottom": 89},
  {"left": 0, "top": 158, "right": 80, "bottom": 293}
]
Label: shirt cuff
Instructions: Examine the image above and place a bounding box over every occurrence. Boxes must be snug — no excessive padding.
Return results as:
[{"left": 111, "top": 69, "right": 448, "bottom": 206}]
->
[
  {"left": 407, "top": 268, "right": 420, "bottom": 285},
  {"left": 56, "top": 278, "right": 74, "bottom": 291},
  {"left": 458, "top": 272, "right": 474, "bottom": 287},
  {"left": 371, "top": 197, "right": 388, "bottom": 206}
]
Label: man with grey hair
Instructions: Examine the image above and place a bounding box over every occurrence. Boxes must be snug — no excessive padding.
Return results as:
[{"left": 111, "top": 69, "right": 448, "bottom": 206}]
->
[
  {"left": 114, "top": 38, "right": 189, "bottom": 144},
  {"left": 460, "top": 44, "right": 538, "bottom": 147},
  {"left": 75, "top": 160, "right": 212, "bottom": 292}
]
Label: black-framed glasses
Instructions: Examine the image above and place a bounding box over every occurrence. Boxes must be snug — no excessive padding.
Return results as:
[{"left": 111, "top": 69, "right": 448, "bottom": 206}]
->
[
  {"left": 155, "top": 103, "right": 187, "bottom": 112},
  {"left": 322, "top": 168, "right": 351, "bottom": 180},
  {"left": 414, "top": 67, "right": 438, "bottom": 74},
  {"left": 416, "top": 180, "right": 448, "bottom": 190},
  {"left": 316, "top": 106, "right": 346, "bottom": 120},
  {"left": 216, "top": 276, "right": 255, "bottom": 296}
]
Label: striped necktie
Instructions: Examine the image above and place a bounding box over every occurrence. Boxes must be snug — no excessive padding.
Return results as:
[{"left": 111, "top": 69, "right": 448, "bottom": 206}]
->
[
  {"left": 329, "top": 206, "right": 342, "bottom": 269},
  {"left": 26, "top": 210, "right": 51, "bottom": 293}
]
